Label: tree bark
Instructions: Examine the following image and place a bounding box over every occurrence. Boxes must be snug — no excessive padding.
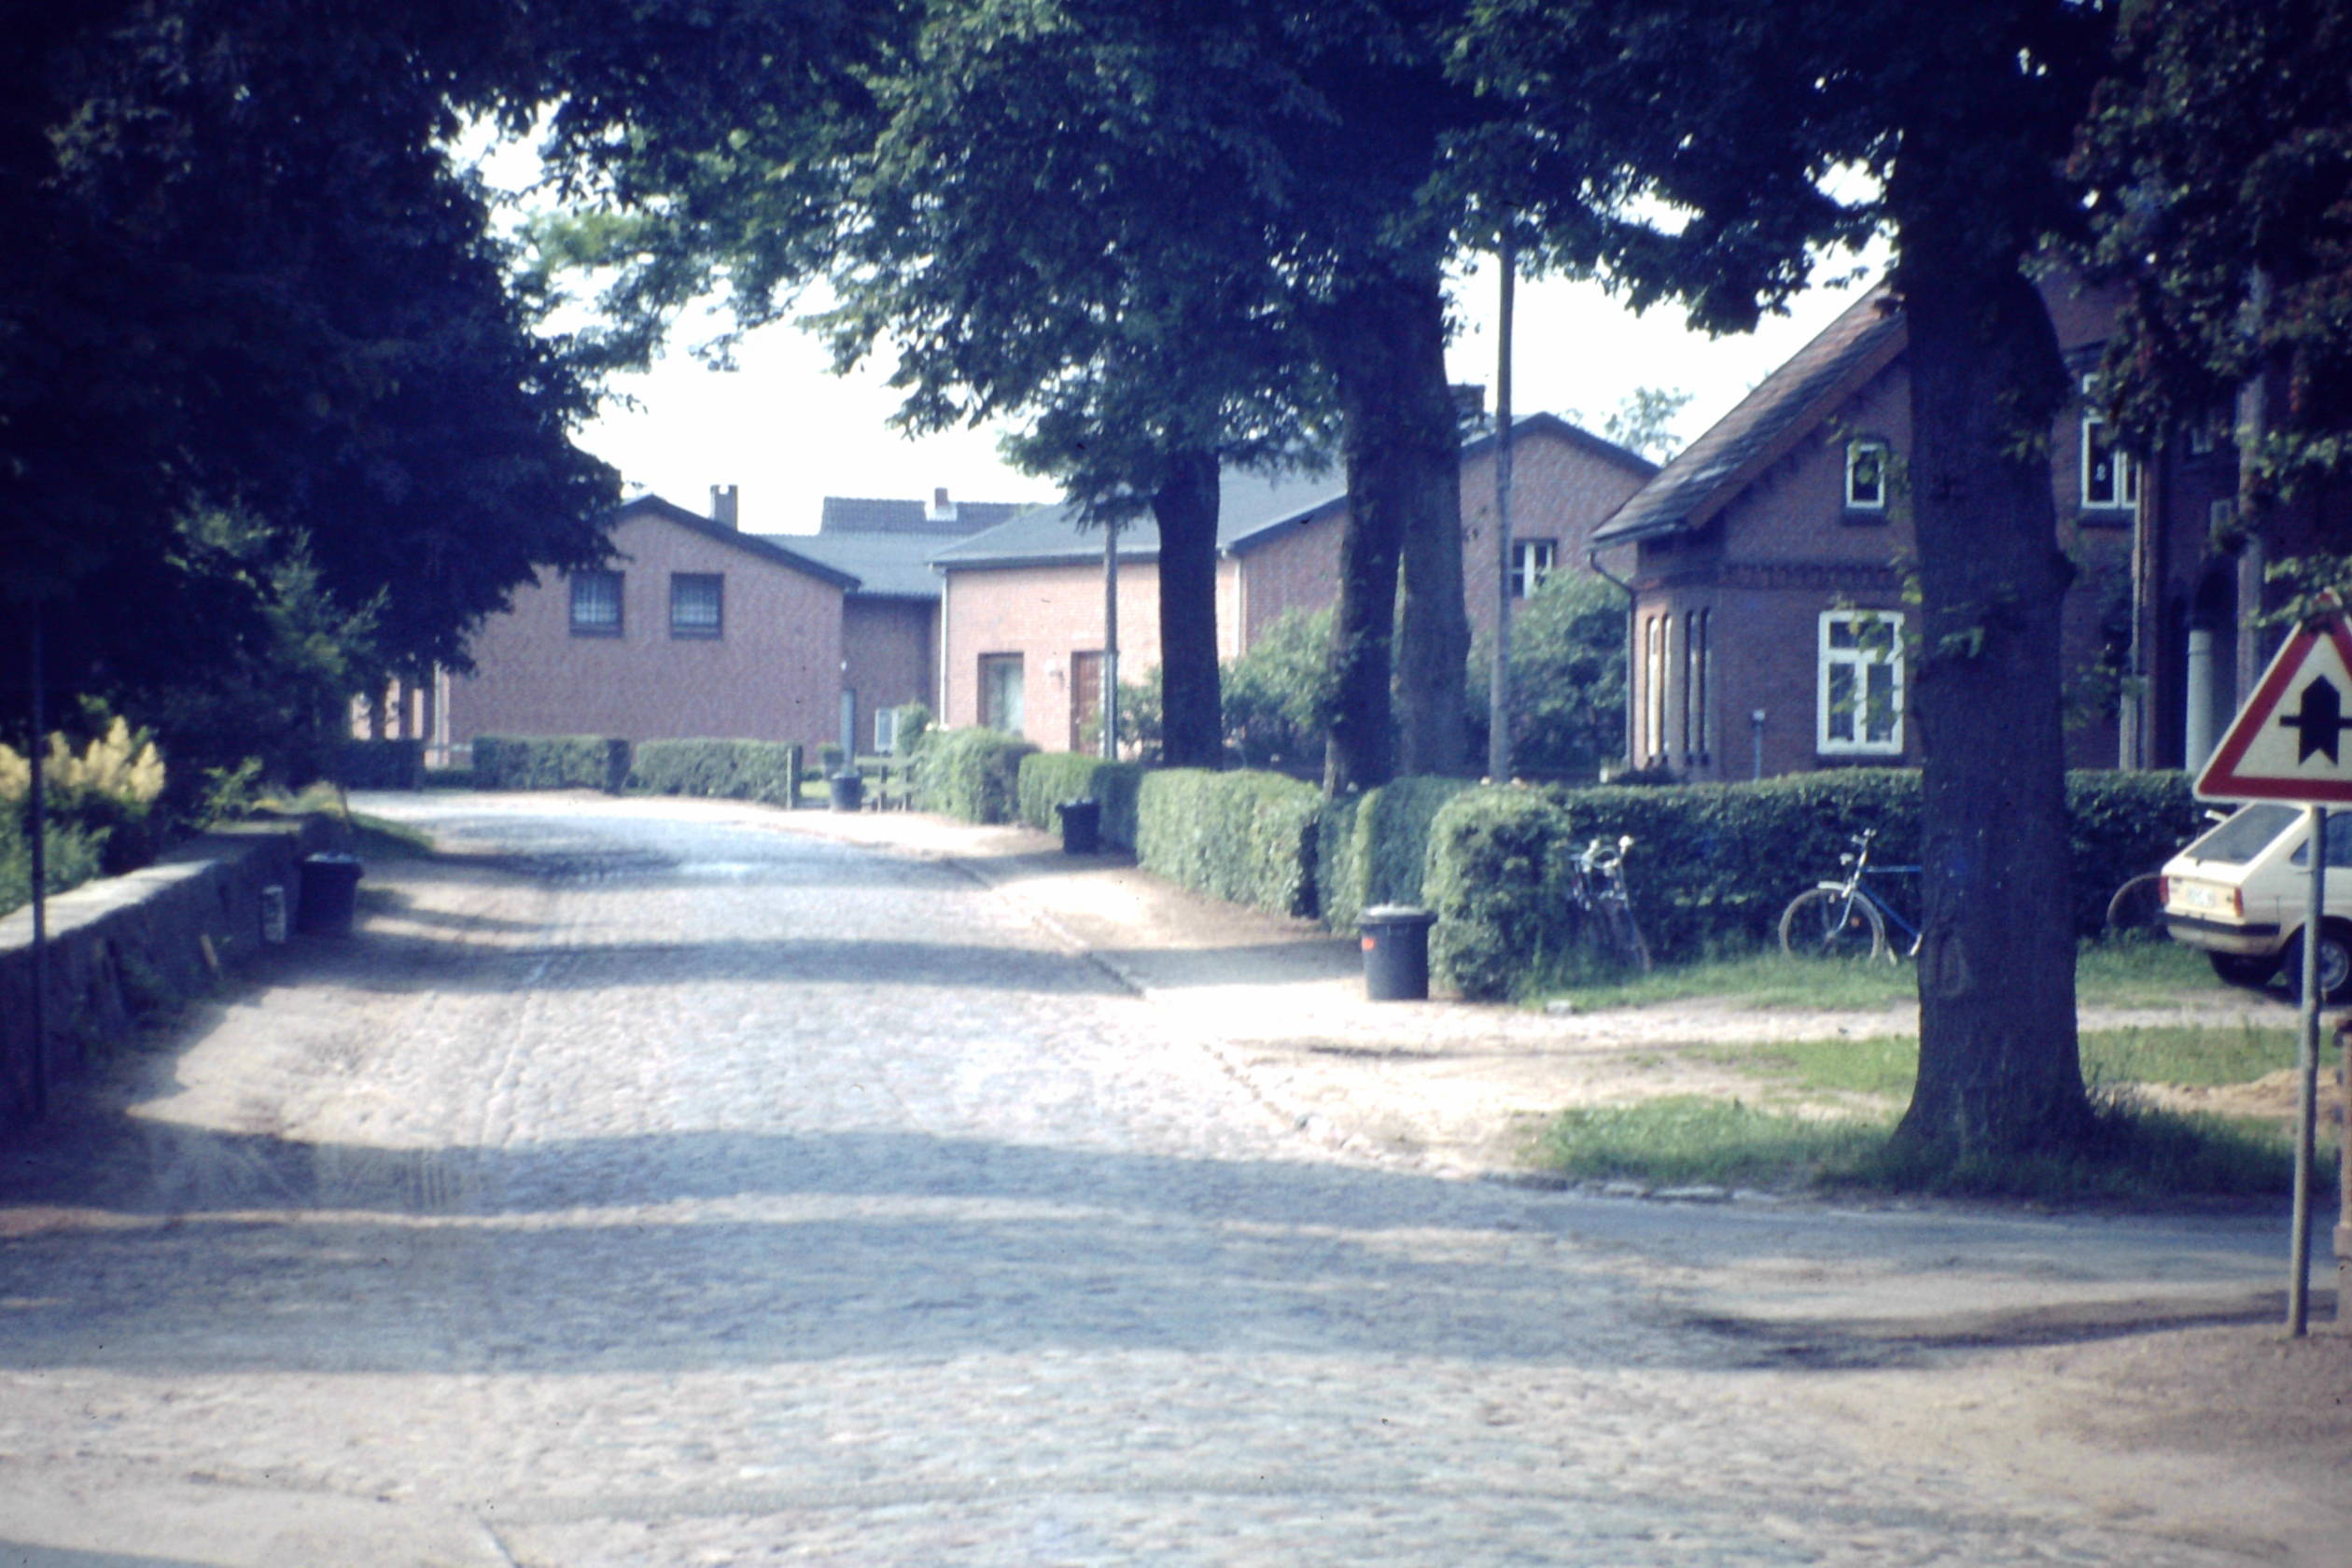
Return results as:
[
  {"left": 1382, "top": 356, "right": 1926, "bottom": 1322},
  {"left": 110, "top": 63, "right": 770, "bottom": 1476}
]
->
[
  {"left": 1890, "top": 195, "right": 2093, "bottom": 1160},
  {"left": 1152, "top": 448, "right": 1225, "bottom": 769},
  {"left": 1317, "top": 261, "right": 1470, "bottom": 791}
]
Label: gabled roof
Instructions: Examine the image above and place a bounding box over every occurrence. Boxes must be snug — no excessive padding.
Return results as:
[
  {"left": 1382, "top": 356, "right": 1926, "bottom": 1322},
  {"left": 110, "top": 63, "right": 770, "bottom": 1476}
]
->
[
  {"left": 1591, "top": 284, "right": 1905, "bottom": 548},
  {"left": 818, "top": 496, "right": 1033, "bottom": 536},
  {"left": 931, "top": 413, "right": 1651, "bottom": 570},
  {"left": 765, "top": 529, "right": 946, "bottom": 601},
  {"left": 612, "top": 494, "right": 860, "bottom": 589}
]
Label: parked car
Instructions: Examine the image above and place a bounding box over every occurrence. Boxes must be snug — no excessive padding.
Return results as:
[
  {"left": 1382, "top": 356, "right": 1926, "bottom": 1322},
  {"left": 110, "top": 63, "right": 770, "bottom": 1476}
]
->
[{"left": 2161, "top": 803, "right": 2352, "bottom": 1000}]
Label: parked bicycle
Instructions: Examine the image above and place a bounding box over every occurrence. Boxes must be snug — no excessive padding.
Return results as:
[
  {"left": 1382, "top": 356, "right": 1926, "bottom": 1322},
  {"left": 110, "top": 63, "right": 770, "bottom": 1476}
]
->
[
  {"left": 1778, "top": 828, "right": 1922, "bottom": 961},
  {"left": 2102, "top": 809, "right": 2228, "bottom": 942},
  {"left": 1573, "top": 834, "right": 1653, "bottom": 974}
]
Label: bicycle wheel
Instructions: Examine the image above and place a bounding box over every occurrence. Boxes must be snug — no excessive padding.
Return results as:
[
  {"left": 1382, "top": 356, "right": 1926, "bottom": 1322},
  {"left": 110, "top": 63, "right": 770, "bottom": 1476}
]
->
[
  {"left": 1779, "top": 887, "right": 1888, "bottom": 960},
  {"left": 2103, "top": 873, "right": 2166, "bottom": 942}
]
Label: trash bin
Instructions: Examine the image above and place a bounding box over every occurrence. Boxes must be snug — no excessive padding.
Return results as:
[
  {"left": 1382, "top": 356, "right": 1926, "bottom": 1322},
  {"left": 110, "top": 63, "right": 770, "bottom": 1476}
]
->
[
  {"left": 1056, "top": 798, "right": 1101, "bottom": 855},
  {"left": 829, "top": 771, "right": 864, "bottom": 812},
  {"left": 296, "top": 854, "right": 364, "bottom": 936},
  {"left": 1359, "top": 903, "right": 1435, "bottom": 1001}
]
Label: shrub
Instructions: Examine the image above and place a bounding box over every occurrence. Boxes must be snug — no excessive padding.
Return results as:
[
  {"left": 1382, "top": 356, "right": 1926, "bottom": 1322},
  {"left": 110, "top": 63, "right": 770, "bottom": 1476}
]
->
[
  {"left": 1425, "top": 787, "right": 1583, "bottom": 1000},
  {"left": 630, "top": 739, "right": 804, "bottom": 805},
  {"left": 1318, "top": 775, "right": 1477, "bottom": 933},
  {"left": 1136, "top": 768, "right": 1322, "bottom": 917},
  {"left": 470, "top": 735, "right": 632, "bottom": 793},
  {"left": 1015, "top": 752, "right": 1150, "bottom": 849},
  {"left": 1224, "top": 608, "right": 1335, "bottom": 769},
  {"left": 330, "top": 739, "right": 424, "bottom": 791},
  {"left": 1465, "top": 571, "right": 1627, "bottom": 780},
  {"left": 893, "top": 703, "right": 933, "bottom": 754},
  {"left": 0, "top": 819, "right": 107, "bottom": 918},
  {"left": 911, "top": 728, "right": 1036, "bottom": 823}
]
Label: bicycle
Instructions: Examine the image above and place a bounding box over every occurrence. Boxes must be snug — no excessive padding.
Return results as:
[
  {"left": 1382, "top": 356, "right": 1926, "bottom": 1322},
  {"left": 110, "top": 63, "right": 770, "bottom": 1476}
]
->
[
  {"left": 2102, "top": 810, "right": 2227, "bottom": 941},
  {"left": 1778, "top": 828, "right": 1922, "bottom": 962},
  {"left": 1573, "top": 834, "right": 1653, "bottom": 974}
]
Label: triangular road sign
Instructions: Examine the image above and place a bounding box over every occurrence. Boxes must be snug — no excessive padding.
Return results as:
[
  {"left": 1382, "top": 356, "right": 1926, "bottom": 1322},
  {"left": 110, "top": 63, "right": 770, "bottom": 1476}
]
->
[{"left": 2197, "top": 614, "right": 2352, "bottom": 804}]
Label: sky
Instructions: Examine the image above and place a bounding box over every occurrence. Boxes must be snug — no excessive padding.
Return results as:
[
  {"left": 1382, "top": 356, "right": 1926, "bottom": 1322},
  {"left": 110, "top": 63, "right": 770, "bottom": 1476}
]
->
[{"left": 572, "top": 252, "right": 1890, "bottom": 539}]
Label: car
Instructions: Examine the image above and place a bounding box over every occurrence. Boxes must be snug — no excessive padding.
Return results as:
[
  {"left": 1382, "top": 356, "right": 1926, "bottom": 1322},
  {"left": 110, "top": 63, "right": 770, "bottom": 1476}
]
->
[{"left": 2161, "top": 802, "right": 2352, "bottom": 1000}]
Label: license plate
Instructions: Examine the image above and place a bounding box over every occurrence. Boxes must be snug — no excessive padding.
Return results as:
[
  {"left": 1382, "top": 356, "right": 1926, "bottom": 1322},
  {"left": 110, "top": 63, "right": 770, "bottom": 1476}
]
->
[{"left": 2170, "top": 880, "right": 2229, "bottom": 915}]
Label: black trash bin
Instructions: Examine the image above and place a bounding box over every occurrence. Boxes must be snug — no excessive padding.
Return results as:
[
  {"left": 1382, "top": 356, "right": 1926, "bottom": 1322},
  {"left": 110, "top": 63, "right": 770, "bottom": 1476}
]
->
[
  {"left": 1359, "top": 903, "right": 1435, "bottom": 1001},
  {"left": 1056, "top": 798, "right": 1101, "bottom": 855},
  {"left": 296, "top": 853, "right": 365, "bottom": 936},
  {"left": 828, "top": 771, "right": 864, "bottom": 812}
]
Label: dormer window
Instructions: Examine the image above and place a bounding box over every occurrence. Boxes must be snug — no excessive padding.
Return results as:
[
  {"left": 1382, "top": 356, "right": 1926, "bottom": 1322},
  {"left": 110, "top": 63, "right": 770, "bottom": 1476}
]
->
[{"left": 1845, "top": 439, "right": 1889, "bottom": 514}]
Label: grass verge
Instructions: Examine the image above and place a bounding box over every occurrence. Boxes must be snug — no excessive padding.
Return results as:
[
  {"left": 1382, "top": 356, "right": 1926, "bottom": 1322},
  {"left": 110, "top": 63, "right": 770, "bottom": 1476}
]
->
[{"left": 1709, "top": 1022, "right": 2300, "bottom": 1099}]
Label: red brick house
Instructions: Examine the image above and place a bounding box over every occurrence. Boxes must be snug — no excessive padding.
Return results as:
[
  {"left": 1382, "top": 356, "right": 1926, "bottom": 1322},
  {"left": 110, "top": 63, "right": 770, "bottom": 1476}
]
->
[
  {"left": 440, "top": 491, "right": 859, "bottom": 754},
  {"left": 931, "top": 413, "right": 1656, "bottom": 750},
  {"left": 1591, "top": 275, "right": 2196, "bottom": 781}
]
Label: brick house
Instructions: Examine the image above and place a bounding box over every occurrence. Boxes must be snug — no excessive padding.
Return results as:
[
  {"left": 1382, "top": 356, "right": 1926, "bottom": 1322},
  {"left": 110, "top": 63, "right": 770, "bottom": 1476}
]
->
[
  {"left": 1591, "top": 275, "right": 2191, "bottom": 782},
  {"left": 439, "top": 490, "right": 859, "bottom": 754},
  {"left": 931, "top": 413, "right": 1655, "bottom": 750}
]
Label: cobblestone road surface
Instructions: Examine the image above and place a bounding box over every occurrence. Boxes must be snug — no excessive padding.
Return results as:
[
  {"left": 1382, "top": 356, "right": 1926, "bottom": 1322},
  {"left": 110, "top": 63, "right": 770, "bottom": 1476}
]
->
[{"left": 0, "top": 795, "right": 2310, "bottom": 1565}]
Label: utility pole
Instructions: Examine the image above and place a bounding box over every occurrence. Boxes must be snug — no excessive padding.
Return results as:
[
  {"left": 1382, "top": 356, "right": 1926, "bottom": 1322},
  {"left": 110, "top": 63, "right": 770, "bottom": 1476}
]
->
[
  {"left": 1102, "top": 522, "right": 1121, "bottom": 759},
  {"left": 1486, "top": 238, "right": 1518, "bottom": 781},
  {"left": 27, "top": 604, "right": 49, "bottom": 1118}
]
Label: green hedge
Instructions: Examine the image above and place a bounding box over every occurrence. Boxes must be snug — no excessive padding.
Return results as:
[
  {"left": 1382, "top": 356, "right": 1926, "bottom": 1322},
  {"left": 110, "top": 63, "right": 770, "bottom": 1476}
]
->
[
  {"left": 1426, "top": 769, "right": 2201, "bottom": 1000},
  {"left": 1136, "top": 768, "right": 1322, "bottom": 917},
  {"left": 910, "top": 728, "right": 1036, "bottom": 823},
  {"left": 1015, "top": 753, "right": 1150, "bottom": 850},
  {"left": 330, "top": 740, "right": 424, "bottom": 791},
  {"left": 0, "top": 818, "right": 107, "bottom": 919},
  {"left": 1318, "top": 776, "right": 1477, "bottom": 933},
  {"left": 630, "top": 739, "right": 804, "bottom": 805},
  {"left": 470, "top": 735, "right": 633, "bottom": 793}
]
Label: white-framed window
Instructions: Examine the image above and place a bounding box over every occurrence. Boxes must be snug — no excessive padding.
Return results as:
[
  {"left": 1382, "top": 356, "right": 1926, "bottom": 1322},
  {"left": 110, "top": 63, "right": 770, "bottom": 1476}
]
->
[
  {"left": 2080, "top": 377, "right": 2139, "bottom": 511},
  {"left": 1818, "top": 610, "right": 1905, "bottom": 755},
  {"left": 1684, "top": 609, "right": 1710, "bottom": 760},
  {"left": 568, "top": 569, "right": 623, "bottom": 636},
  {"left": 875, "top": 706, "right": 900, "bottom": 755},
  {"left": 669, "top": 572, "right": 723, "bottom": 637},
  {"left": 1644, "top": 614, "right": 1670, "bottom": 763},
  {"left": 1509, "top": 539, "right": 1558, "bottom": 599},
  {"left": 980, "top": 653, "right": 1025, "bottom": 735},
  {"left": 1844, "top": 439, "right": 1890, "bottom": 511}
]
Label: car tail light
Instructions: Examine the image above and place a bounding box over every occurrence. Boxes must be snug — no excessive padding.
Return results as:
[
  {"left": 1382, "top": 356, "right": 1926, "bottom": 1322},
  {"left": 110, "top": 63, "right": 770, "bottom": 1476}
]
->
[
  {"left": 2233, "top": 887, "right": 2245, "bottom": 918},
  {"left": 2158, "top": 875, "right": 2170, "bottom": 906}
]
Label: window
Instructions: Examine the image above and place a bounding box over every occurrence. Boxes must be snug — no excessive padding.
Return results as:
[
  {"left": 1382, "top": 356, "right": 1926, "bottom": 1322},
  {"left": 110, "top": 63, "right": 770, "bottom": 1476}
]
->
[
  {"left": 2080, "top": 379, "right": 2139, "bottom": 511},
  {"left": 875, "top": 706, "right": 900, "bottom": 755},
  {"left": 1643, "top": 614, "right": 1669, "bottom": 763},
  {"left": 1509, "top": 539, "right": 1558, "bottom": 599},
  {"left": 1684, "top": 609, "right": 1710, "bottom": 760},
  {"left": 1845, "top": 439, "right": 1890, "bottom": 512},
  {"left": 670, "top": 573, "right": 723, "bottom": 637},
  {"left": 1819, "top": 611, "right": 1905, "bottom": 754},
  {"left": 568, "top": 570, "right": 623, "bottom": 636},
  {"left": 980, "top": 653, "right": 1025, "bottom": 734}
]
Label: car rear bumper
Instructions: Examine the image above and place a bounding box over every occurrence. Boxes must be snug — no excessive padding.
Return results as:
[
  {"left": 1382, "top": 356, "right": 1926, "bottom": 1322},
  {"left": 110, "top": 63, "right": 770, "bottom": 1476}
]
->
[{"left": 2164, "top": 913, "right": 2284, "bottom": 954}]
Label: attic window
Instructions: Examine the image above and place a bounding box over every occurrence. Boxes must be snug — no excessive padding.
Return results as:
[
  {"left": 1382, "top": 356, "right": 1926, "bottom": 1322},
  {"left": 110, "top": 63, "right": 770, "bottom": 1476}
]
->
[{"left": 1845, "top": 439, "right": 1889, "bottom": 513}]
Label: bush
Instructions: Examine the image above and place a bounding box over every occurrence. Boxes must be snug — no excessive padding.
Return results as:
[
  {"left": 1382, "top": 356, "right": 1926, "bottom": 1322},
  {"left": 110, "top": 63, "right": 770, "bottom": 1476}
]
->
[
  {"left": 470, "top": 735, "right": 632, "bottom": 793},
  {"left": 1318, "top": 776, "right": 1477, "bottom": 933},
  {"left": 1466, "top": 572, "right": 1628, "bottom": 780},
  {"left": 1136, "top": 768, "right": 1322, "bottom": 917},
  {"left": 1423, "top": 768, "right": 2199, "bottom": 1000},
  {"left": 330, "top": 739, "right": 424, "bottom": 791},
  {"left": 630, "top": 739, "right": 804, "bottom": 805},
  {"left": 910, "top": 728, "right": 1036, "bottom": 823},
  {"left": 1224, "top": 608, "right": 1335, "bottom": 769},
  {"left": 1015, "top": 752, "right": 1150, "bottom": 849},
  {"left": 0, "top": 818, "right": 107, "bottom": 918},
  {"left": 892, "top": 703, "right": 933, "bottom": 754}
]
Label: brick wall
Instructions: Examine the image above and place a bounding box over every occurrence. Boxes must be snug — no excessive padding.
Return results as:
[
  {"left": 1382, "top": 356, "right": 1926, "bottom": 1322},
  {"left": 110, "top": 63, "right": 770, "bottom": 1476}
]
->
[{"left": 844, "top": 598, "right": 936, "bottom": 753}]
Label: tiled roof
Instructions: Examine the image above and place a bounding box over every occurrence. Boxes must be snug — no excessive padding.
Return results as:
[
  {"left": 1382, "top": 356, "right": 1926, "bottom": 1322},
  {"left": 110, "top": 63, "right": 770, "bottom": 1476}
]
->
[
  {"left": 818, "top": 496, "right": 1033, "bottom": 536},
  {"left": 764, "top": 529, "right": 947, "bottom": 600},
  {"left": 1591, "top": 284, "right": 1904, "bottom": 547},
  {"left": 613, "top": 495, "right": 860, "bottom": 589}
]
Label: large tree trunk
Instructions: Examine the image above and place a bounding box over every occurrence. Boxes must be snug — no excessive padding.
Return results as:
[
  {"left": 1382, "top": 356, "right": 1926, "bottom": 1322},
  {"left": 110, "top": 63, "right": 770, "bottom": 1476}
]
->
[
  {"left": 1152, "top": 448, "right": 1225, "bottom": 769},
  {"left": 1317, "top": 262, "right": 1471, "bottom": 791},
  {"left": 1890, "top": 198, "right": 2093, "bottom": 1160}
]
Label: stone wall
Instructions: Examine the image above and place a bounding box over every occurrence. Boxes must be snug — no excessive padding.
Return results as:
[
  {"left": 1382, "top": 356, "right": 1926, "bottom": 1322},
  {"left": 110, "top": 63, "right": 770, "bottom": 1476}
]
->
[{"left": 0, "top": 818, "right": 332, "bottom": 1130}]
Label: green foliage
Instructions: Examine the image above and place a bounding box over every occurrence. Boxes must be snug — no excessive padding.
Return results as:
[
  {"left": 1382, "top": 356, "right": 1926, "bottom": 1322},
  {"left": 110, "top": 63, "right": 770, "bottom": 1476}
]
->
[
  {"left": 1223, "top": 608, "right": 1336, "bottom": 770},
  {"left": 1015, "top": 753, "right": 1149, "bottom": 851},
  {"left": 470, "top": 735, "right": 632, "bottom": 794},
  {"left": 909, "top": 729, "right": 1036, "bottom": 824},
  {"left": 629, "top": 739, "right": 804, "bottom": 805},
  {"left": 199, "top": 758, "right": 267, "bottom": 826},
  {"left": 1135, "top": 769, "right": 1322, "bottom": 918},
  {"left": 0, "top": 818, "right": 107, "bottom": 919},
  {"left": 1426, "top": 769, "right": 2202, "bottom": 1000},
  {"left": 1470, "top": 571, "right": 1629, "bottom": 780},
  {"left": 330, "top": 741, "right": 424, "bottom": 792},
  {"left": 1538, "top": 1098, "right": 1887, "bottom": 1190},
  {"left": 892, "top": 704, "right": 933, "bottom": 754},
  {"left": 1318, "top": 776, "right": 1477, "bottom": 934}
]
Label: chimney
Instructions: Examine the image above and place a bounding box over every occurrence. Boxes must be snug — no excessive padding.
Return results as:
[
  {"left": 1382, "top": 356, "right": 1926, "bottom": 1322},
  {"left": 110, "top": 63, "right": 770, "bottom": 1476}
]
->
[
  {"left": 926, "top": 485, "right": 958, "bottom": 524},
  {"left": 710, "top": 483, "right": 740, "bottom": 528}
]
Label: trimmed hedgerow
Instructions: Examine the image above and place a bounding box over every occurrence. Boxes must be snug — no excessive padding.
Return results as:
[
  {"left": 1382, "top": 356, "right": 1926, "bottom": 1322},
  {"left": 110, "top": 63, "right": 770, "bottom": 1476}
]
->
[
  {"left": 330, "top": 740, "right": 424, "bottom": 791},
  {"left": 1318, "top": 775, "right": 1477, "bottom": 934},
  {"left": 470, "top": 735, "right": 633, "bottom": 793},
  {"left": 1015, "top": 752, "right": 1150, "bottom": 850},
  {"left": 1136, "top": 768, "right": 1322, "bottom": 917},
  {"left": 630, "top": 739, "right": 804, "bottom": 805},
  {"left": 910, "top": 728, "right": 1036, "bottom": 823},
  {"left": 1425, "top": 768, "right": 2202, "bottom": 1000}
]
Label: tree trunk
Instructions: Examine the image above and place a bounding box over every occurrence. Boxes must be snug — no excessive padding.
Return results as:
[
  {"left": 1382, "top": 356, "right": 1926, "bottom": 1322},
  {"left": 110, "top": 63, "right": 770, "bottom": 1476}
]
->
[
  {"left": 1317, "top": 262, "right": 1469, "bottom": 791},
  {"left": 1890, "top": 214, "right": 2092, "bottom": 1160},
  {"left": 1153, "top": 448, "right": 1225, "bottom": 769}
]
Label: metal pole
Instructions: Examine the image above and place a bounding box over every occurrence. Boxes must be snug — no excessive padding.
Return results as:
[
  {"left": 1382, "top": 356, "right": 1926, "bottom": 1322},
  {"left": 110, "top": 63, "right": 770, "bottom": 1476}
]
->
[
  {"left": 2290, "top": 803, "right": 2325, "bottom": 1337},
  {"left": 27, "top": 603, "right": 49, "bottom": 1119},
  {"left": 1102, "top": 522, "right": 1120, "bottom": 760},
  {"left": 1487, "top": 239, "right": 1517, "bottom": 781}
]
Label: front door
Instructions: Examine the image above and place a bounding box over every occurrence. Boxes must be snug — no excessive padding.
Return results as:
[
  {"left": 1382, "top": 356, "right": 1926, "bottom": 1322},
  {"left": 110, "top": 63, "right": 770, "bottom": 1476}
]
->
[{"left": 1070, "top": 651, "right": 1105, "bottom": 752}]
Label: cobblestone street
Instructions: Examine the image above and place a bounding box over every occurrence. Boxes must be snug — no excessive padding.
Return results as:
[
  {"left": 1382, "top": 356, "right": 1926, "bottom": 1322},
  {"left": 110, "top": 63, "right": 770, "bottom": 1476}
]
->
[{"left": 0, "top": 793, "right": 2338, "bottom": 1565}]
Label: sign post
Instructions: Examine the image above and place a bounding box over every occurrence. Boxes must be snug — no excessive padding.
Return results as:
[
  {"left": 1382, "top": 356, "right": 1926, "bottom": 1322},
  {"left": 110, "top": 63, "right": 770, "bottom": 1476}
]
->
[{"left": 2194, "top": 613, "right": 2352, "bottom": 1337}]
